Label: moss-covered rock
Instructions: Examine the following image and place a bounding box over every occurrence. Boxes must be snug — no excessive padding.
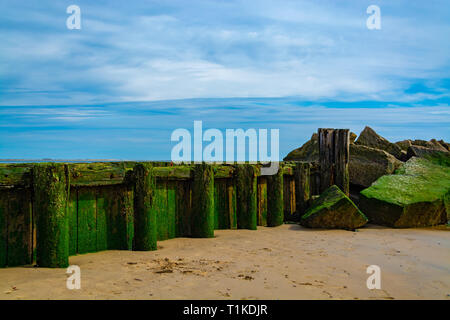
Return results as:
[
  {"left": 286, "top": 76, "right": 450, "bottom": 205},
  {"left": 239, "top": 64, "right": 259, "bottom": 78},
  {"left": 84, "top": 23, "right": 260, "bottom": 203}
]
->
[
  {"left": 355, "top": 126, "right": 403, "bottom": 160},
  {"left": 359, "top": 155, "right": 450, "bottom": 228},
  {"left": 349, "top": 144, "right": 402, "bottom": 188},
  {"left": 300, "top": 185, "right": 368, "bottom": 230}
]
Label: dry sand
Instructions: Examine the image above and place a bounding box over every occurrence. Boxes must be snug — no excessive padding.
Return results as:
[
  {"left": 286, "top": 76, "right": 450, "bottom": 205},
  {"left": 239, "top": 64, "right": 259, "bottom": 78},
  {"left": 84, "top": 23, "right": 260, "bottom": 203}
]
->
[{"left": 0, "top": 224, "right": 449, "bottom": 300}]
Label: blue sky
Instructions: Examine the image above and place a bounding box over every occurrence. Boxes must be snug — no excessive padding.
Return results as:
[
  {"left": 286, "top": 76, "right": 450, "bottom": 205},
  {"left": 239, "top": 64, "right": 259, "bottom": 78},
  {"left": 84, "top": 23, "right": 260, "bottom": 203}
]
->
[{"left": 0, "top": 0, "right": 449, "bottom": 159}]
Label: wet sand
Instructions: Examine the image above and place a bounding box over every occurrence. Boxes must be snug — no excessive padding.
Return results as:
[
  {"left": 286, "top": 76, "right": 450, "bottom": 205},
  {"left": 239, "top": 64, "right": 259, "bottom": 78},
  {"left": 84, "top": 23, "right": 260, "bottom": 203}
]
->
[{"left": 0, "top": 224, "right": 449, "bottom": 300}]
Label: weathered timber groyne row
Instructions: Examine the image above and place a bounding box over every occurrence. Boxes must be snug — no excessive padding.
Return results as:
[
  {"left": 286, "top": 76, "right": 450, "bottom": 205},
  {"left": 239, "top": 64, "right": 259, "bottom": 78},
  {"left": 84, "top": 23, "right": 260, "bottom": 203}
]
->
[{"left": 0, "top": 129, "right": 350, "bottom": 268}]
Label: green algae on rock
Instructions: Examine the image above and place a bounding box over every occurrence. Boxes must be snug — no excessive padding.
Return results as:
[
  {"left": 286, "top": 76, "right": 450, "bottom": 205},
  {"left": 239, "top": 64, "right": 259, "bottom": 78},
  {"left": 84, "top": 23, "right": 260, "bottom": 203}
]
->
[
  {"left": 33, "top": 164, "right": 70, "bottom": 268},
  {"left": 300, "top": 185, "right": 368, "bottom": 230},
  {"left": 359, "top": 155, "right": 450, "bottom": 228}
]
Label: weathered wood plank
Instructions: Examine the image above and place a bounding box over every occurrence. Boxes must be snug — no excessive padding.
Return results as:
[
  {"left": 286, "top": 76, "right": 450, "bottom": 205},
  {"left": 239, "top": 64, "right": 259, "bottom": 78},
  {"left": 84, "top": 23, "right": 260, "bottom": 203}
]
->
[
  {"left": 155, "top": 180, "right": 169, "bottom": 241},
  {"left": 318, "top": 128, "right": 350, "bottom": 195},
  {"left": 77, "top": 188, "right": 97, "bottom": 254},
  {"left": 176, "top": 180, "right": 192, "bottom": 237},
  {"left": 227, "top": 179, "right": 237, "bottom": 229},
  {"left": 267, "top": 170, "right": 284, "bottom": 226},
  {"left": 0, "top": 191, "right": 7, "bottom": 267},
  {"left": 236, "top": 165, "right": 257, "bottom": 230},
  {"left": 214, "top": 179, "right": 231, "bottom": 229},
  {"left": 68, "top": 189, "right": 78, "bottom": 256},
  {"left": 153, "top": 166, "right": 192, "bottom": 180},
  {"left": 96, "top": 189, "right": 108, "bottom": 252},
  {"left": 295, "top": 162, "right": 311, "bottom": 216},
  {"left": 69, "top": 163, "right": 128, "bottom": 186},
  {"left": 334, "top": 129, "right": 350, "bottom": 195},
  {"left": 257, "top": 177, "right": 268, "bottom": 226},
  {"left": 0, "top": 164, "right": 32, "bottom": 188},
  {"left": 167, "top": 181, "right": 177, "bottom": 239},
  {"left": 7, "top": 189, "right": 33, "bottom": 266},
  {"left": 282, "top": 175, "right": 296, "bottom": 221}
]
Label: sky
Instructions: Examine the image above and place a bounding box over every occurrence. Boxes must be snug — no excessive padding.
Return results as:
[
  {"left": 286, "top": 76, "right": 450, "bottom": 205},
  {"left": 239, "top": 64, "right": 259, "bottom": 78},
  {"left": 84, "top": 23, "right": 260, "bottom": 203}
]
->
[{"left": 0, "top": 0, "right": 449, "bottom": 160}]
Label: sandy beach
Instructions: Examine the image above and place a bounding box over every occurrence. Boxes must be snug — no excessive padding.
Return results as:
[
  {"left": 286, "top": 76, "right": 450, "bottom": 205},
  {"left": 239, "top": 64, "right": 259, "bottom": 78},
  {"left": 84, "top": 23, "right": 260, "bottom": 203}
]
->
[{"left": 0, "top": 224, "right": 449, "bottom": 300}]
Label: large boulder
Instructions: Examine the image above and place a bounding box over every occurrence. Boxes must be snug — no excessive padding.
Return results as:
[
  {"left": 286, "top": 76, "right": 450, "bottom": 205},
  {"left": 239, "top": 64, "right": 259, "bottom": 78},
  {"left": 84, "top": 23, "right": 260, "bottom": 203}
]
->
[
  {"left": 283, "top": 133, "right": 319, "bottom": 162},
  {"left": 411, "top": 139, "right": 448, "bottom": 152},
  {"left": 300, "top": 185, "right": 368, "bottom": 230},
  {"left": 438, "top": 140, "right": 450, "bottom": 151},
  {"left": 395, "top": 139, "right": 412, "bottom": 151},
  {"left": 359, "top": 155, "right": 450, "bottom": 228},
  {"left": 349, "top": 144, "right": 402, "bottom": 188},
  {"left": 355, "top": 126, "right": 403, "bottom": 160},
  {"left": 407, "top": 145, "right": 448, "bottom": 159}
]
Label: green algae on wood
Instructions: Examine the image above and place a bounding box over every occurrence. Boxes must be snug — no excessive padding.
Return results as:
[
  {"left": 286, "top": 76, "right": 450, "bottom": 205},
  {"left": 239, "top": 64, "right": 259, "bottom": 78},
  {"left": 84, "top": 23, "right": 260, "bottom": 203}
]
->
[
  {"left": 95, "top": 189, "right": 108, "bottom": 252},
  {"left": 0, "top": 164, "right": 32, "bottom": 188},
  {"left": 214, "top": 179, "right": 234, "bottom": 229},
  {"left": 33, "top": 164, "right": 69, "bottom": 268},
  {"left": 68, "top": 190, "right": 78, "bottom": 256},
  {"left": 235, "top": 164, "right": 257, "bottom": 230},
  {"left": 176, "top": 180, "right": 192, "bottom": 237},
  {"left": 283, "top": 175, "right": 296, "bottom": 221},
  {"left": 95, "top": 185, "right": 134, "bottom": 251},
  {"left": 191, "top": 163, "right": 215, "bottom": 238},
  {"left": 257, "top": 177, "right": 268, "bottom": 226},
  {"left": 167, "top": 181, "right": 177, "bottom": 239},
  {"left": 294, "top": 162, "right": 311, "bottom": 215},
  {"left": 154, "top": 180, "right": 168, "bottom": 241},
  {"left": 133, "top": 163, "right": 157, "bottom": 251},
  {"left": 117, "top": 185, "right": 134, "bottom": 250},
  {"left": 360, "top": 156, "right": 450, "bottom": 228},
  {"left": 267, "top": 169, "right": 284, "bottom": 227},
  {"left": 227, "top": 179, "right": 237, "bottom": 229},
  {"left": 7, "top": 188, "right": 33, "bottom": 266},
  {"left": 77, "top": 188, "right": 97, "bottom": 253},
  {"left": 301, "top": 185, "right": 368, "bottom": 230},
  {"left": 0, "top": 191, "right": 8, "bottom": 267},
  {"left": 318, "top": 129, "right": 350, "bottom": 195}
]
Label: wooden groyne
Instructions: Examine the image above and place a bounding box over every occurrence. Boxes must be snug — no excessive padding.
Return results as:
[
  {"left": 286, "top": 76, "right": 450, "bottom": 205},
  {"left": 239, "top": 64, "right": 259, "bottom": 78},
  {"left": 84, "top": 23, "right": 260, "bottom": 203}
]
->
[{"left": 0, "top": 129, "right": 349, "bottom": 268}]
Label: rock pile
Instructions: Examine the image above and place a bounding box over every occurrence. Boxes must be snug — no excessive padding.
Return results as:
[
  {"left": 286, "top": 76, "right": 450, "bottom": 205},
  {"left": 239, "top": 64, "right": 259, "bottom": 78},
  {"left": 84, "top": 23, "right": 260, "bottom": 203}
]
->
[{"left": 285, "top": 127, "right": 449, "bottom": 228}]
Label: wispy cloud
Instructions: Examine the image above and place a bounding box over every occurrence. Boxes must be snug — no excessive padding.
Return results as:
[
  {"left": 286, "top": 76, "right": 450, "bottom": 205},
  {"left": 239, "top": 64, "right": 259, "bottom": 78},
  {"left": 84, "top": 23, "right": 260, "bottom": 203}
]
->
[{"left": 1, "top": 0, "right": 449, "bottom": 105}]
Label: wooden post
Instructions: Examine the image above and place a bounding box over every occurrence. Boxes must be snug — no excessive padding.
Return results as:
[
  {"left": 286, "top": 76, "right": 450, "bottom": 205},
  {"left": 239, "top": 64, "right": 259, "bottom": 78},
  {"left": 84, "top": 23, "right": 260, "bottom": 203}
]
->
[
  {"left": 235, "top": 164, "right": 257, "bottom": 230},
  {"left": 267, "top": 168, "right": 284, "bottom": 227},
  {"left": 318, "top": 128, "right": 349, "bottom": 195},
  {"left": 295, "top": 162, "right": 311, "bottom": 215},
  {"left": 33, "top": 164, "right": 69, "bottom": 268},
  {"left": 133, "top": 163, "right": 157, "bottom": 251},
  {"left": 191, "top": 163, "right": 215, "bottom": 238},
  {"left": 0, "top": 191, "right": 6, "bottom": 267},
  {"left": 334, "top": 129, "right": 350, "bottom": 195},
  {"left": 119, "top": 184, "right": 134, "bottom": 250}
]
